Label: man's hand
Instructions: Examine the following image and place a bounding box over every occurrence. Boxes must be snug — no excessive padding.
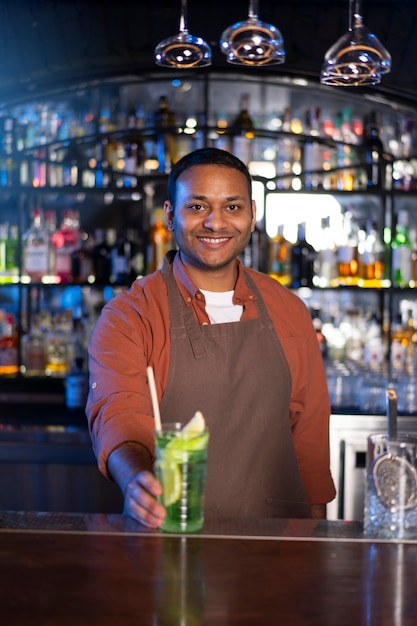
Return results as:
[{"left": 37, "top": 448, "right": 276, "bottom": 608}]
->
[
  {"left": 107, "top": 442, "right": 166, "bottom": 528},
  {"left": 123, "top": 470, "right": 166, "bottom": 528}
]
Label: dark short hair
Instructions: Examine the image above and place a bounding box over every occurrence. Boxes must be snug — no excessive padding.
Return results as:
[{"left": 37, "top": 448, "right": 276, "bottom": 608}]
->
[{"left": 167, "top": 148, "right": 252, "bottom": 208}]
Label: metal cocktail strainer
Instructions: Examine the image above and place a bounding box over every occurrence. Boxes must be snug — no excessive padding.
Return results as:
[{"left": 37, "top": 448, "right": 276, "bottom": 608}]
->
[{"left": 372, "top": 388, "right": 417, "bottom": 509}]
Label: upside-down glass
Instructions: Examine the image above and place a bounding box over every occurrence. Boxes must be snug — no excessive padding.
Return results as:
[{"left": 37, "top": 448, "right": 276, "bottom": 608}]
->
[
  {"left": 220, "top": 0, "right": 285, "bottom": 66},
  {"left": 154, "top": 0, "right": 212, "bottom": 69},
  {"left": 364, "top": 433, "right": 417, "bottom": 539},
  {"left": 320, "top": 0, "right": 391, "bottom": 87},
  {"left": 155, "top": 422, "right": 210, "bottom": 533}
]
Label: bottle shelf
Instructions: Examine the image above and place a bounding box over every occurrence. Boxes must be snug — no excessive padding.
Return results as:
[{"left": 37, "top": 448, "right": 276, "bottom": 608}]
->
[{"left": 1, "top": 72, "right": 417, "bottom": 392}]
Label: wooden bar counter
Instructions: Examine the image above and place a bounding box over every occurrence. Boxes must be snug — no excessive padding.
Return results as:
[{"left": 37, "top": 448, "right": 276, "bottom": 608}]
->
[{"left": 1, "top": 511, "right": 416, "bottom": 625}]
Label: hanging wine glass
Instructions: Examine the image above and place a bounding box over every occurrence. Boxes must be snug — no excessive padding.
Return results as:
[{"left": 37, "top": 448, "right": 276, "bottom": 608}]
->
[
  {"left": 154, "top": 0, "right": 212, "bottom": 69},
  {"left": 220, "top": 0, "right": 285, "bottom": 66},
  {"left": 320, "top": 0, "right": 391, "bottom": 87}
]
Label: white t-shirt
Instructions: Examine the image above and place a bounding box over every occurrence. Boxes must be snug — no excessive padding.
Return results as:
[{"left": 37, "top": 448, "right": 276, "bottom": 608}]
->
[{"left": 200, "top": 290, "right": 243, "bottom": 324}]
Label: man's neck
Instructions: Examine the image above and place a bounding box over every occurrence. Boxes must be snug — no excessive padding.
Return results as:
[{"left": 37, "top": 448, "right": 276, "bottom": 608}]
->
[{"left": 179, "top": 256, "right": 239, "bottom": 292}]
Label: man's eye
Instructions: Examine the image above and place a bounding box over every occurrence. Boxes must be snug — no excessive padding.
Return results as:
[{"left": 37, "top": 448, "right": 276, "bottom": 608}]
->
[
  {"left": 190, "top": 204, "right": 204, "bottom": 211},
  {"left": 227, "top": 204, "right": 240, "bottom": 211}
]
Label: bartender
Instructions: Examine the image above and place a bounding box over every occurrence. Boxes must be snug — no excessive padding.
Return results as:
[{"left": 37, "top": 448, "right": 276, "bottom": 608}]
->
[{"left": 86, "top": 147, "right": 336, "bottom": 527}]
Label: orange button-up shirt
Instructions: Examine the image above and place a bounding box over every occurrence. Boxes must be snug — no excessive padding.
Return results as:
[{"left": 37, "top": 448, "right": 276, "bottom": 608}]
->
[{"left": 86, "top": 252, "right": 336, "bottom": 505}]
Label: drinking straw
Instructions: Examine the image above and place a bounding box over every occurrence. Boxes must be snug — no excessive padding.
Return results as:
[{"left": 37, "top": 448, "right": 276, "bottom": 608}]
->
[
  {"left": 147, "top": 366, "right": 162, "bottom": 432},
  {"left": 386, "top": 387, "right": 398, "bottom": 442}
]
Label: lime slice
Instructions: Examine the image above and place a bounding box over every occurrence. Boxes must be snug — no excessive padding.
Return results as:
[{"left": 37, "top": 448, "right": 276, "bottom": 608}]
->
[
  {"left": 159, "top": 461, "right": 182, "bottom": 506},
  {"left": 182, "top": 410, "right": 206, "bottom": 434},
  {"left": 166, "top": 411, "right": 208, "bottom": 452}
]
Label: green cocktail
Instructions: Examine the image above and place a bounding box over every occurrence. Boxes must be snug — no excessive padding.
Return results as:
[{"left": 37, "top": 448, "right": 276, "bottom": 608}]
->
[{"left": 155, "top": 420, "right": 209, "bottom": 533}]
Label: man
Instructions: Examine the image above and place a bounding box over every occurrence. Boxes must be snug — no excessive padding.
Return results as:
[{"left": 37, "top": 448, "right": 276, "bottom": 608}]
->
[{"left": 86, "top": 147, "right": 335, "bottom": 528}]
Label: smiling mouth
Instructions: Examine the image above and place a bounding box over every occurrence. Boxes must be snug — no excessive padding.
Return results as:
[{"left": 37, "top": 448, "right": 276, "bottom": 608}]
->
[{"left": 197, "top": 236, "right": 231, "bottom": 244}]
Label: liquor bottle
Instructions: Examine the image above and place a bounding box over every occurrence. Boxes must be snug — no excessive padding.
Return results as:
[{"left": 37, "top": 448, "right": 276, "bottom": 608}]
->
[
  {"left": 124, "top": 106, "right": 146, "bottom": 182},
  {"left": 291, "top": 222, "right": 317, "bottom": 288},
  {"left": 147, "top": 209, "right": 173, "bottom": 273},
  {"left": 242, "top": 224, "right": 268, "bottom": 273},
  {"left": 22, "top": 208, "right": 49, "bottom": 282},
  {"left": 390, "top": 313, "right": 407, "bottom": 373},
  {"left": 363, "top": 111, "right": 384, "bottom": 188},
  {"left": 316, "top": 217, "right": 337, "bottom": 287},
  {"left": 126, "top": 227, "right": 145, "bottom": 279},
  {"left": 268, "top": 224, "right": 292, "bottom": 285},
  {"left": 71, "top": 231, "right": 95, "bottom": 283},
  {"left": 357, "top": 220, "right": 385, "bottom": 283},
  {"left": 110, "top": 227, "right": 145, "bottom": 283},
  {"left": 392, "top": 210, "right": 412, "bottom": 286},
  {"left": 303, "top": 141, "right": 323, "bottom": 190},
  {"left": 51, "top": 209, "right": 81, "bottom": 283},
  {"left": 410, "top": 228, "right": 417, "bottom": 283},
  {"left": 0, "top": 223, "right": 8, "bottom": 283},
  {"left": 45, "top": 210, "right": 57, "bottom": 278},
  {"left": 230, "top": 93, "right": 255, "bottom": 164},
  {"left": 154, "top": 95, "right": 177, "bottom": 172},
  {"left": 336, "top": 211, "right": 359, "bottom": 284},
  {"left": 311, "top": 309, "right": 328, "bottom": 359},
  {"left": 65, "top": 315, "right": 88, "bottom": 409},
  {"left": 44, "top": 311, "right": 71, "bottom": 377},
  {"left": 92, "top": 228, "right": 112, "bottom": 283},
  {"left": 0, "top": 312, "right": 19, "bottom": 375},
  {"left": 4, "top": 224, "right": 19, "bottom": 283},
  {"left": 22, "top": 313, "right": 47, "bottom": 376}
]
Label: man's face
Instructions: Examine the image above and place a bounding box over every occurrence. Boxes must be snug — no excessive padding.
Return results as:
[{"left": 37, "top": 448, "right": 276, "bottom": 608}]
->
[{"left": 165, "top": 164, "right": 256, "bottom": 276}]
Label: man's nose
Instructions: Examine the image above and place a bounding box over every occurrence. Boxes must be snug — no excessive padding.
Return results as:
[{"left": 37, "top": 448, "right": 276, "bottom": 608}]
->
[{"left": 203, "top": 208, "right": 227, "bottom": 229}]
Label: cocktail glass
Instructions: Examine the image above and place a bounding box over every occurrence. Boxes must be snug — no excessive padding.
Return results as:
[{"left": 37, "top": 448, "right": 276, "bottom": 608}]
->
[{"left": 155, "top": 422, "right": 209, "bottom": 533}]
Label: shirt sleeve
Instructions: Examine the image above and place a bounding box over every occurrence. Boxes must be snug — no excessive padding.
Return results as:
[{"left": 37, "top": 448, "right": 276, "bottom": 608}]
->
[
  {"left": 85, "top": 282, "right": 166, "bottom": 478},
  {"left": 282, "top": 300, "right": 336, "bottom": 505}
]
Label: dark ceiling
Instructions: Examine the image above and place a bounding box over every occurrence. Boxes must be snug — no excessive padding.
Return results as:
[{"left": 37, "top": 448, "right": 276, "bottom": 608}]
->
[{"left": 0, "top": 0, "right": 417, "bottom": 107}]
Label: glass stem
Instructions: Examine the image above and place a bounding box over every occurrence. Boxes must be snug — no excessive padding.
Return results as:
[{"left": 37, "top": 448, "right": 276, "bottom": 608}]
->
[
  {"left": 179, "top": 0, "right": 188, "bottom": 33},
  {"left": 348, "top": 0, "right": 354, "bottom": 30},
  {"left": 248, "top": 0, "right": 259, "bottom": 20}
]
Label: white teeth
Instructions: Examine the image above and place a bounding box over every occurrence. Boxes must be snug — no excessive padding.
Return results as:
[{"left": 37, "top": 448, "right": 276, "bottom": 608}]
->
[{"left": 199, "top": 237, "right": 229, "bottom": 244}]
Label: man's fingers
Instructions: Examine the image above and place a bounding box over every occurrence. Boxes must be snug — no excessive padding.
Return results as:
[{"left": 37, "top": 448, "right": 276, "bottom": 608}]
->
[{"left": 124, "top": 471, "right": 166, "bottom": 528}]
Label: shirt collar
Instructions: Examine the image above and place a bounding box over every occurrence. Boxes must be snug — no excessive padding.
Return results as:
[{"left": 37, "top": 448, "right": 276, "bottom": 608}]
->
[{"left": 169, "top": 251, "right": 257, "bottom": 307}]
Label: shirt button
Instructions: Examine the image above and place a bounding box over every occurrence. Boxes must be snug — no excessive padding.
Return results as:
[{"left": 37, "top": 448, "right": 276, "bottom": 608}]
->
[
  {"left": 196, "top": 293, "right": 202, "bottom": 300},
  {"left": 186, "top": 297, "right": 192, "bottom": 303},
  {"left": 92, "top": 382, "right": 97, "bottom": 389}
]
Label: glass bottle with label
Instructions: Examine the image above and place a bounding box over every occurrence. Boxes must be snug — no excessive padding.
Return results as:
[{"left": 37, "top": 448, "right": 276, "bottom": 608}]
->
[
  {"left": 92, "top": 228, "right": 112, "bottom": 283},
  {"left": 51, "top": 209, "right": 81, "bottom": 283},
  {"left": 268, "top": 224, "right": 292, "bottom": 285},
  {"left": 357, "top": 220, "right": 385, "bottom": 284},
  {"left": 291, "top": 222, "right": 317, "bottom": 288},
  {"left": 230, "top": 93, "right": 255, "bottom": 165},
  {"left": 363, "top": 111, "right": 384, "bottom": 189},
  {"left": 0, "top": 312, "right": 19, "bottom": 375},
  {"left": 154, "top": 95, "right": 177, "bottom": 173},
  {"left": 392, "top": 210, "right": 411, "bottom": 286},
  {"left": 23, "top": 208, "right": 49, "bottom": 282},
  {"left": 336, "top": 211, "right": 359, "bottom": 284},
  {"left": 147, "top": 209, "right": 173, "bottom": 273},
  {"left": 0, "top": 223, "right": 8, "bottom": 283},
  {"left": 316, "top": 217, "right": 337, "bottom": 287},
  {"left": 22, "top": 313, "right": 48, "bottom": 376}
]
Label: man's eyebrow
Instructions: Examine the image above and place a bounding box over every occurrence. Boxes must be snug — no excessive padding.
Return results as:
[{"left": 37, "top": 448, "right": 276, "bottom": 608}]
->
[{"left": 184, "top": 194, "right": 247, "bottom": 202}]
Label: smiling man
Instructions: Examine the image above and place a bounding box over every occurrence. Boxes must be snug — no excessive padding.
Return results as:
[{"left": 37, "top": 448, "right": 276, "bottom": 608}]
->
[{"left": 86, "top": 147, "right": 336, "bottom": 527}]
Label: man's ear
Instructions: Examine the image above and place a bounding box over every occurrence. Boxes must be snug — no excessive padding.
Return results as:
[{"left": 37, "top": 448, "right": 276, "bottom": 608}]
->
[
  {"left": 251, "top": 200, "right": 257, "bottom": 232},
  {"left": 164, "top": 201, "right": 174, "bottom": 231}
]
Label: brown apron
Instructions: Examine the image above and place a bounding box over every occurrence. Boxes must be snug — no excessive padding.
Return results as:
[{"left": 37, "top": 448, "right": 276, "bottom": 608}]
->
[{"left": 159, "top": 259, "right": 311, "bottom": 519}]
